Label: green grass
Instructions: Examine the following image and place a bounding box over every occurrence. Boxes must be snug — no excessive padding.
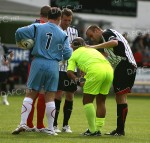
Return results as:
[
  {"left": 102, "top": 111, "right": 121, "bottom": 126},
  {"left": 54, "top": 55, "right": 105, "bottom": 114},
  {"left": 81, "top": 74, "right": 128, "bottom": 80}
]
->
[{"left": 0, "top": 94, "right": 150, "bottom": 143}]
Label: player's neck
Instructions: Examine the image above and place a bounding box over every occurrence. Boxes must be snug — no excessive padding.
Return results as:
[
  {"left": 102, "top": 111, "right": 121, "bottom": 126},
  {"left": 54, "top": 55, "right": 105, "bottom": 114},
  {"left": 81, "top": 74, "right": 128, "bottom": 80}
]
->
[
  {"left": 48, "top": 19, "right": 59, "bottom": 26},
  {"left": 59, "top": 23, "right": 67, "bottom": 31},
  {"left": 40, "top": 17, "right": 48, "bottom": 23}
]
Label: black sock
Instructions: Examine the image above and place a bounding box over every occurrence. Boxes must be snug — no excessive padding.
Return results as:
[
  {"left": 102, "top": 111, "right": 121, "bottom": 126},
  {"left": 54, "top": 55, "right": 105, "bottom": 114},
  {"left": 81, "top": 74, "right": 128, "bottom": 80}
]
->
[
  {"left": 1, "top": 83, "right": 7, "bottom": 92},
  {"left": 53, "top": 99, "right": 61, "bottom": 126},
  {"left": 116, "top": 104, "right": 128, "bottom": 132},
  {"left": 63, "top": 100, "right": 73, "bottom": 127}
]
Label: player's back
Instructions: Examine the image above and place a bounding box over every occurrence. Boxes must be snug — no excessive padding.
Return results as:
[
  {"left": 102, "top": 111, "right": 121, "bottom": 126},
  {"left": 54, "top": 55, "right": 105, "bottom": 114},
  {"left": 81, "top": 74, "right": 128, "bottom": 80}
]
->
[
  {"left": 102, "top": 29, "right": 137, "bottom": 67},
  {"left": 32, "top": 22, "right": 72, "bottom": 61},
  {"left": 70, "top": 47, "right": 110, "bottom": 73}
]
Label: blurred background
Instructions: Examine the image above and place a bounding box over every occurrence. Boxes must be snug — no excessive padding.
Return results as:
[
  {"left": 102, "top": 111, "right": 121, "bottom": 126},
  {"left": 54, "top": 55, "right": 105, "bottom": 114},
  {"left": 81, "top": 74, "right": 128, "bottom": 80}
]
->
[{"left": 0, "top": 0, "right": 150, "bottom": 94}]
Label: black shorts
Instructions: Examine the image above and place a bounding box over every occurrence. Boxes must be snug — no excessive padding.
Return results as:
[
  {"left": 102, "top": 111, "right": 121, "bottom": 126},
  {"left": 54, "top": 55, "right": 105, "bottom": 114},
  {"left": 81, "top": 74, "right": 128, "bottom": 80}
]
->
[
  {"left": 0, "top": 71, "right": 9, "bottom": 83},
  {"left": 57, "top": 71, "right": 77, "bottom": 92},
  {"left": 113, "top": 60, "right": 136, "bottom": 95}
]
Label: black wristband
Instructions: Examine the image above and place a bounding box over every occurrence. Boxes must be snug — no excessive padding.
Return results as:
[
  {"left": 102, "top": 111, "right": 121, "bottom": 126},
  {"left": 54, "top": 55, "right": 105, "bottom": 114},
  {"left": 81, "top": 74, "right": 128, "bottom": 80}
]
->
[
  {"left": 76, "top": 80, "right": 80, "bottom": 86},
  {"left": 80, "top": 77, "right": 86, "bottom": 82},
  {"left": 76, "top": 78, "right": 86, "bottom": 86}
]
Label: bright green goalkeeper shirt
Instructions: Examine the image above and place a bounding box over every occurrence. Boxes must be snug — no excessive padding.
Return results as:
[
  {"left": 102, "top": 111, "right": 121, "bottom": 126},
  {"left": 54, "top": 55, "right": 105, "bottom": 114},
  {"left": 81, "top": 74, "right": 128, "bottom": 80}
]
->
[{"left": 67, "top": 46, "right": 110, "bottom": 73}]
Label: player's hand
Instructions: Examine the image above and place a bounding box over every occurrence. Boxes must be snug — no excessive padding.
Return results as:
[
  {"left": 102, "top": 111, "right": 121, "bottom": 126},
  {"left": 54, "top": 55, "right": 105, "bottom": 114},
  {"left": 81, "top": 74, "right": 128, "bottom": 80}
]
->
[
  {"left": 80, "top": 71, "right": 85, "bottom": 77},
  {"left": 79, "top": 82, "right": 84, "bottom": 87},
  {"left": 77, "top": 77, "right": 86, "bottom": 87}
]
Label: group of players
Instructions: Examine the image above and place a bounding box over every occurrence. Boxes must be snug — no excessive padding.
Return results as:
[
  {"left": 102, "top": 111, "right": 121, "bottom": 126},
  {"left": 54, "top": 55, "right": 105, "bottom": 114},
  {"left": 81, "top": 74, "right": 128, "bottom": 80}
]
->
[{"left": 11, "top": 5, "right": 137, "bottom": 137}]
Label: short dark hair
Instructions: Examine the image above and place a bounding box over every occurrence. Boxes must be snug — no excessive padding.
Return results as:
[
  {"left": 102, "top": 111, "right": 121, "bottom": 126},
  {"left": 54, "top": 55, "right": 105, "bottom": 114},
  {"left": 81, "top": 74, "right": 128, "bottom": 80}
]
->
[
  {"left": 48, "top": 7, "right": 62, "bottom": 20},
  {"left": 61, "top": 8, "right": 73, "bottom": 17},
  {"left": 72, "top": 37, "right": 86, "bottom": 48},
  {"left": 40, "top": 5, "right": 51, "bottom": 17}
]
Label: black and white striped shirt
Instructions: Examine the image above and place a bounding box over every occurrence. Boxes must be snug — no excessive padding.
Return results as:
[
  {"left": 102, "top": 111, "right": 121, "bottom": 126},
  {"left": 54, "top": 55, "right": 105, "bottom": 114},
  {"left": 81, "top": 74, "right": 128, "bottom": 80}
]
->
[
  {"left": 102, "top": 29, "right": 137, "bottom": 68},
  {"left": 59, "top": 26, "right": 78, "bottom": 72}
]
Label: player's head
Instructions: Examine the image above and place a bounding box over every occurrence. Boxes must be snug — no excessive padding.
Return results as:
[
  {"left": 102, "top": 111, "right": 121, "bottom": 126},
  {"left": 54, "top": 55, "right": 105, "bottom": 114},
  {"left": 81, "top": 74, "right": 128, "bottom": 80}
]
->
[
  {"left": 40, "top": 5, "right": 51, "bottom": 22},
  {"left": 48, "top": 7, "right": 62, "bottom": 25},
  {"left": 71, "top": 37, "right": 86, "bottom": 50},
  {"left": 60, "top": 8, "right": 73, "bottom": 30},
  {"left": 86, "top": 25, "right": 103, "bottom": 44},
  {"left": 40, "top": 5, "right": 51, "bottom": 17}
]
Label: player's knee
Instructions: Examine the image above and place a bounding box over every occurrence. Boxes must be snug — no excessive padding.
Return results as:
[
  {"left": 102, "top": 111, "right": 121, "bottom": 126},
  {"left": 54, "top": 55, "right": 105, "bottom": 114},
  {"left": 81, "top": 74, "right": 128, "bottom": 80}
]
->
[
  {"left": 55, "top": 90, "right": 63, "bottom": 99},
  {"left": 116, "top": 94, "right": 127, "bottom": 104},
  {"left": 65, "top": 92, "right": 74, "bottom": 101}
]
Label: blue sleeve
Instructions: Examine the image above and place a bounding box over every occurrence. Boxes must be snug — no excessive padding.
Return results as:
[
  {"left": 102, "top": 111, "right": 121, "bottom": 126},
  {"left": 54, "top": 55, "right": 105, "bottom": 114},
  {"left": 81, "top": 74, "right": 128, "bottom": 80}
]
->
[
  {"left": 62, "top": 36, "right": 72, "bottom": 60},
  {"left": 15, "top": 24, "right": 38, "bottom": 42}
]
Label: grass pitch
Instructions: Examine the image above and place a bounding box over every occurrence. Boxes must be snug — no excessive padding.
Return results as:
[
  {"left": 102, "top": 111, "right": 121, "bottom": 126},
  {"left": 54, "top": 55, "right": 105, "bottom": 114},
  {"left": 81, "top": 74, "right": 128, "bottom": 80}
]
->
[{"left": 0, "top": 94, "right": 150, "bottom": 143}]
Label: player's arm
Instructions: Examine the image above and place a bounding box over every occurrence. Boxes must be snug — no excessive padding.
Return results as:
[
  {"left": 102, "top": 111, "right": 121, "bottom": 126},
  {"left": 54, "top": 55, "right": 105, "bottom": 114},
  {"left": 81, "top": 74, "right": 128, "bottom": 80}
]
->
[
  {"left": 67, "top": 55, "right": 85, "bottom": 87},
  {"left": 67, "top": 70, "right": 78, "bottom": 83},
  {"left": 89, "top": 40, "right": 118, "bottom": 50},
  {"left": 67, "top": 70, "right": 85, "bottom": 87},
  {"left": 15, "top": 24, "right": 37, "bottom": 47},
  {"left": 62, "top": 35, "right": 73, "bottom": 60},
  {"left": 67, "top": 55, "right": 78, "bottom": 83}
]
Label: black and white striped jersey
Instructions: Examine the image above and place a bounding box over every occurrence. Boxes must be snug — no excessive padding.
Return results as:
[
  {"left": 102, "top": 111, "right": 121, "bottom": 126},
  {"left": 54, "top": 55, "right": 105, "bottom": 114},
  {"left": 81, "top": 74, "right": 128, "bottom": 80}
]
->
[
  {"left": 59, "top": 26, "right": 78, "bottom": 72},
  {"left": 102, "top": 29, "right": 137, "bottom": 68}
]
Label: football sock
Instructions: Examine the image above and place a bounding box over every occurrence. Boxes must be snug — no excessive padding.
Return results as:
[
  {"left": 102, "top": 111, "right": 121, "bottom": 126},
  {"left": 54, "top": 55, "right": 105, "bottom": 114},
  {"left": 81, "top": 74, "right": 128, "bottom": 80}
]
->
[
  {"left": 1, "top": 83, "right": 7, "bottom": 92},
  {"left": 8, "top": 79, "right": 15, "bottom": 92},
  {"left": 27, "top": 99, "right": 36, "bottom": 128},
  {"left": 63, "top": 100, "right": 73, "bottom": 127},
  {"left": 53, "top": 99, "right": 61, "bottom": 126},
  {"left": 37, "top": 93, "right": 45, "bottom": 129},
  {"left": 46, "top": 101, "right": 55, "bottom": 131},
  {"left": 1, "top": 83, "right": 8, "bottom": 103},
  {"left": 117, "top": 104, "right": 128, "bottom": 132},
  {"left": 27, "top": 96, "right": 37, "bottom": 128},
  {"left": 96, "top": 117, "right": 105, "bottom": 132},
  {"left": 2, "top": 95, "right": 8, "bottom": 101},
  {"left": 20, "top": 97, "right": 33, "bottom": 125},
  {"left": 84, "top": 103, "right": 96, "bottom": 133}
]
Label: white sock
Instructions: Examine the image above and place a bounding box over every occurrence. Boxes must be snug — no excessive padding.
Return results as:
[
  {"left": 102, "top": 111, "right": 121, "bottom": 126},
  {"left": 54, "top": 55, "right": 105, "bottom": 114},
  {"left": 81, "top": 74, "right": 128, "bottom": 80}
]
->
[
  {"left": 46, "top": 101, "right": 55, "bottom": 131},
  {"left": 20, "top": 97, "right": 33, "bottom": 125},
  {"left": 2, "top": 95, "right": 8, "bottom": 101}
]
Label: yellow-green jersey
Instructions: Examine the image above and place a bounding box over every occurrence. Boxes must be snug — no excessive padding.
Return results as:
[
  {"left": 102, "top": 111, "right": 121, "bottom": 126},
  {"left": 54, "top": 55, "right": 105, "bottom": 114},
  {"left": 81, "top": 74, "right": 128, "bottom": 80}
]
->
[
  {"left": 67, "top": 46, "right": 113, "bottom": 95},
  {"left": 67, "top": 46, "right": 110, "bottom": 73}
]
